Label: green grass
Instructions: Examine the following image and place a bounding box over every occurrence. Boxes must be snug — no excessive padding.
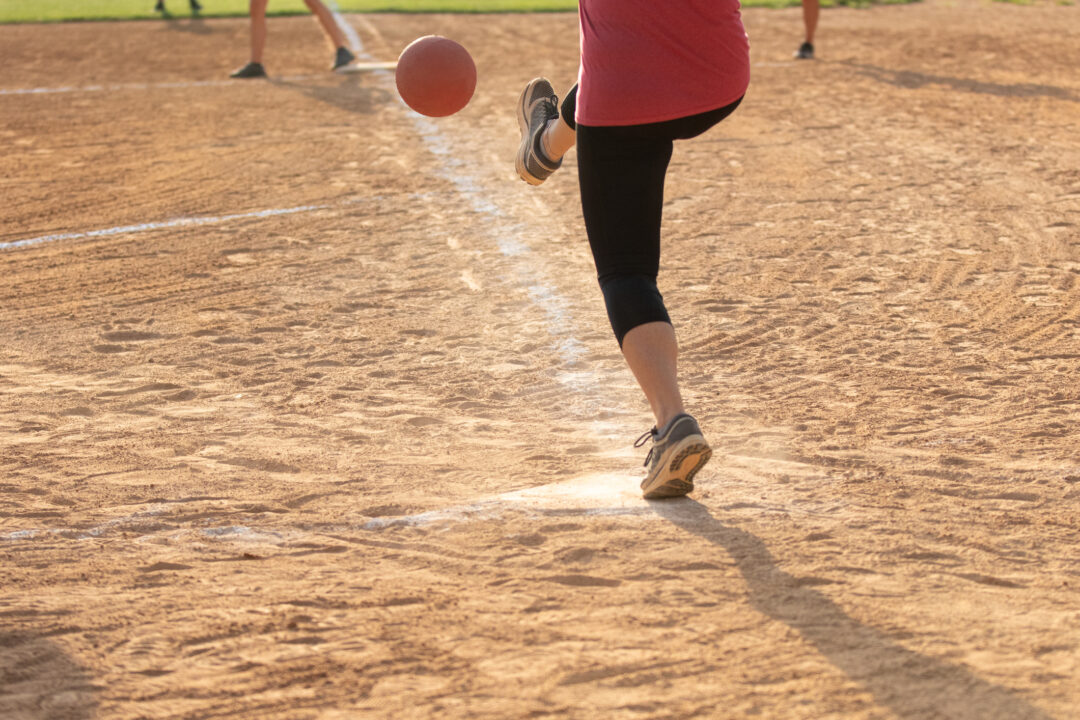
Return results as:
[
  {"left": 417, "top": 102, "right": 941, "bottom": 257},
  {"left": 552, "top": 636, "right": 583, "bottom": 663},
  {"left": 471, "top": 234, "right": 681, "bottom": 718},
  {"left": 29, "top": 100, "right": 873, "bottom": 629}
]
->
[
  {"left": 743, "top": 0, "right": 918, "bottom": 6},
  {"left": 0, "top": 0, "right": 920, "bottom": 23},
  {"left": 0, "top": 0, "right": 577, "bottom": 24}
]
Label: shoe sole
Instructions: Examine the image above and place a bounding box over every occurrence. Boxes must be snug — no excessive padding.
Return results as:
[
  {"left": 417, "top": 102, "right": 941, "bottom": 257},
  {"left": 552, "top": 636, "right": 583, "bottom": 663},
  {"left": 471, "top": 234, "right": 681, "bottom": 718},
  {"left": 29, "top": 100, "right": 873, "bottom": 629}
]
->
[
  {"left": 515, "top": 79, "right": 546, "bottom": 186},
  {"left": 641, "top": 436, "right": 712, "bottom": 500}
]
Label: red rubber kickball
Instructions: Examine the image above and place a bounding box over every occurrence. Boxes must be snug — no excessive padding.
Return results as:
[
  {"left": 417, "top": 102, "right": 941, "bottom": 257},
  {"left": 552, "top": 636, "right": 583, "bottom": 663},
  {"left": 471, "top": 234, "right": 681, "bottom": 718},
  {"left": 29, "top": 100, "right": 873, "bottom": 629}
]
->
[{"left": 395, "top": 35, "right": 477, "bottom": 117}]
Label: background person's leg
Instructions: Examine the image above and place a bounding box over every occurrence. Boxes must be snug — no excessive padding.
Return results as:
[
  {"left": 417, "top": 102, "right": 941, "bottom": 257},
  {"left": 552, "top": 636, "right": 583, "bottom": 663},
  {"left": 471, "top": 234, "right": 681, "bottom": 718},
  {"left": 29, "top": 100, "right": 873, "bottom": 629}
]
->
[
  {"left": 803, "top": 0, "right": 820, "bottom": 45},
  {"left": 796, "top": 0, "right": 819, "bottom": 58},
  {"left": 250, "top": 0, "right": 269, "bottom": 63},
  {"left": 303, "top": 0, "right": 348, "bottom": 52}
]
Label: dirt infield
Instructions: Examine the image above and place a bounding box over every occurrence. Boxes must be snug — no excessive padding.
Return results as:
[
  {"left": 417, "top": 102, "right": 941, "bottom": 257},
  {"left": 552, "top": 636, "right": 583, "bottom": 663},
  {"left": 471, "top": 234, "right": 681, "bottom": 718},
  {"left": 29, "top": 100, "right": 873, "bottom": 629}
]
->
[{"left": 2, "top": 3, "right": 1079, "bottom": 718}]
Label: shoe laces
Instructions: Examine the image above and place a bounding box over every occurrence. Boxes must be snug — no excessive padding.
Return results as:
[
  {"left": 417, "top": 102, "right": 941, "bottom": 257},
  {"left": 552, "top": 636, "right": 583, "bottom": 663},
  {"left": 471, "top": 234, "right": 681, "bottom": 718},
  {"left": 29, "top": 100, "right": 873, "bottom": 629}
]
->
[
  {"left": 538, "top": 94, "right": 558, "bottom": 121},
  {"left": 634, "top": 427, "right": 659, "bottom": 467}
]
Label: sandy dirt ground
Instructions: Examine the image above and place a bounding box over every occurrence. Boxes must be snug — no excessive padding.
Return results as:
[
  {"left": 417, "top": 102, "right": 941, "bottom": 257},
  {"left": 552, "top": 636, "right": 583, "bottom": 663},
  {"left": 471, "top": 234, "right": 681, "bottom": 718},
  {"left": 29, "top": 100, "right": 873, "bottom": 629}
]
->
[{"left": 2, "top": 2, "right": 1079, "bottom": 718}]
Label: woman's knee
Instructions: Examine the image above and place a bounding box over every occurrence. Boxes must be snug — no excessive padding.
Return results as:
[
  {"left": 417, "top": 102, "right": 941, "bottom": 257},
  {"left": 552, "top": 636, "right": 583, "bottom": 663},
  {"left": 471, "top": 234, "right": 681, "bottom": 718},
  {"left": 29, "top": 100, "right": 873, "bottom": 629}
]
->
[
  {"left": 560, "top": 85, "right": 579, "bottom": 131},
  {"left": 599, "top": 274, "right": 671, "bottom": 346}
]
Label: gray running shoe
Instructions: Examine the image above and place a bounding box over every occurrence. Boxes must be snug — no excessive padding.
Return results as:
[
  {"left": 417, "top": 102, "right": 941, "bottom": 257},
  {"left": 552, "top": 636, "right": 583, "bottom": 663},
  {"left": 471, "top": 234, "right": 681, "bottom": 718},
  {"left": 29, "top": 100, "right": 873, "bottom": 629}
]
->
[
  {"left": 333, "top": 46, "right": 356, "bottom": 72},
  {"left": 795, "top": 42, "right": 814, "bottom": 60},
  {"left": 515, "top": 78, "right": 562, "bottom": 186},
  {"left": 230, "top": 62, "right": 267, "bottom": 79},
  {"left": 635, "top": 413, "right": 712, "bottom": 499}
]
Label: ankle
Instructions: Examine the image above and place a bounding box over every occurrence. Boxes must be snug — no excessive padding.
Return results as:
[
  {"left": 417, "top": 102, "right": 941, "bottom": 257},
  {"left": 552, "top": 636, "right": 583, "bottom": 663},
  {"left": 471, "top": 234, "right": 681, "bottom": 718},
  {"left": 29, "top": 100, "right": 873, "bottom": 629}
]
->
[
  {"left": 541, "top": 116, "right": 576, "bottom": 162},
  {"left": 539, "top": 122, "right": 560, "bottom": 163},
  {"left": 655, "top": 408, "right": 688, "bottom": 434}
]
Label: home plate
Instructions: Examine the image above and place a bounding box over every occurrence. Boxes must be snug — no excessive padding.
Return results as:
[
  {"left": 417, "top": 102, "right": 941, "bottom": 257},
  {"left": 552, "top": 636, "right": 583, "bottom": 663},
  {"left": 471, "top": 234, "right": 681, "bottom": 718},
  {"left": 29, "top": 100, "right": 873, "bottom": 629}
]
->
[
  {"left": 499, "top": 473, "right": 646, "bottom": 511},
  {"left": 362, "top": 474, "right": 649, "bottom": 530},
  {"left": 337, "top": 61, "right": 397, "bottom": 73}
]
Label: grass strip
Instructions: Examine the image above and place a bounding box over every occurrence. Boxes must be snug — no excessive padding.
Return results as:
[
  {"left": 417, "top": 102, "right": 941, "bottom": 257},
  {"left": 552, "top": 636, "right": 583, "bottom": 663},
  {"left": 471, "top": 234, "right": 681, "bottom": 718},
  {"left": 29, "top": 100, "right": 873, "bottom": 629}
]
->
[{"left": 3, "top": 0, "right": 919, "bottom": 24}]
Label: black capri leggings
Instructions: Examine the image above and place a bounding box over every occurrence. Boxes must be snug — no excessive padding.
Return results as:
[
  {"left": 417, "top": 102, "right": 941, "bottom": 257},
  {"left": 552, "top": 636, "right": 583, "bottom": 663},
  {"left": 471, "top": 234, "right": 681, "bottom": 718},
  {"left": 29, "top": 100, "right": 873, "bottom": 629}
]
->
[{"left": 561, "top": 85, "right": 742, "bottom": 346}]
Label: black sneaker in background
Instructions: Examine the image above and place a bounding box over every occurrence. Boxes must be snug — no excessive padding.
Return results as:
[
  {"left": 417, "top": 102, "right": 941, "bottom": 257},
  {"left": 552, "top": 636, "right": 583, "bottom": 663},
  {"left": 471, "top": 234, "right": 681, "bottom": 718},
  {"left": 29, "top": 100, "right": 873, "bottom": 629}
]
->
[
  {"left": 230, "top": 62, "right": 267, "bottom": 79},
  {"left": 795, "top": 41, "right": 815, "bottom": 60},
  {"left": 332, "top": 46, "right": 356, "bottom": 71},
  {"left": 190, "top": 0, "right": 202, "bottom": 12}
]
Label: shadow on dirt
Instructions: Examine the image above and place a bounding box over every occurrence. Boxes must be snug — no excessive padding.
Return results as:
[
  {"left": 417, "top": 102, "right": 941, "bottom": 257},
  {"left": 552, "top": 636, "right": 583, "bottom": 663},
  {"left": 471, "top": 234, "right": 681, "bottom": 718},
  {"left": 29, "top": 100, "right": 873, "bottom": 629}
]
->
[
  {"left": 838, "top": 61, "right": 1079, "bottom": 103},
  {"left": 163, "top": 17, "right": 214, "bottom": 35},
  {"left": 270, "top": 75, "right": 395, "bottom": 115},
  {"left": 650, "top": 499, "right": 1052, "bottom": 720},
  {"left": 0, "top": 631, "right": 99, "bottom": 719}
]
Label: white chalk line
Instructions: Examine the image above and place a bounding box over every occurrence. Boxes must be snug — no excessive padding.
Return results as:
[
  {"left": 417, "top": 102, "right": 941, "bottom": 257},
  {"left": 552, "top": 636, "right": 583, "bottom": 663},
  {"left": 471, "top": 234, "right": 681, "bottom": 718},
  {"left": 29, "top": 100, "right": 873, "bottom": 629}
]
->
[
  {"left": 0, "top": 67, "right": 394, "bottom": 97},
  {"left": 1, "top": 503, "right": 171, "bottom": 543},
  {"left": 327, "top": 2, "right": 364, "bottom": 55},
  {"left": 0, "top": 204, "right": 329, "bottom": 251},
  {"left": 0, "top": 61, "right": 786, "bottom": 97},
  {"left": 343, "top": 13, "right": 591, "bottom": 373},
  {"left": 359, "top": 473, "right": 650, "bottom": 531},
  {"left": 0, "top": 79, "right": 248, "bottom": 96}
]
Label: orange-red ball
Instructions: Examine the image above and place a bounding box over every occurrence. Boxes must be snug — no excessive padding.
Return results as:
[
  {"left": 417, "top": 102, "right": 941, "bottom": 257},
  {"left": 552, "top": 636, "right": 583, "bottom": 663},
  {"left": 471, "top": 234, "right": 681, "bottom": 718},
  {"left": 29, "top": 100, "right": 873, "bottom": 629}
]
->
[{"left": 395, "top": 35, "right": 477, "bottom": 117}]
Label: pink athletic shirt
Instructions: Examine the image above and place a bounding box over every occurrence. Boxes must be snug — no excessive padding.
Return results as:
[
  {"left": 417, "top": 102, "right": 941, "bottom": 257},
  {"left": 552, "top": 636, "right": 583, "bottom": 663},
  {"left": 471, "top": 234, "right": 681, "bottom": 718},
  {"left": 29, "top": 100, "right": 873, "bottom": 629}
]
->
[{"left": 576, "top": 0, "right": 751, "bottom": 127}]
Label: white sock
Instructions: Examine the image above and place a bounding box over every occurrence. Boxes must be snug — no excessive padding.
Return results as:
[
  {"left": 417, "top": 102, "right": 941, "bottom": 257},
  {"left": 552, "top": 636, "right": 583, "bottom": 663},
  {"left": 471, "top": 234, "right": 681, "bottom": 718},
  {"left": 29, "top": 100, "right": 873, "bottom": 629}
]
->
[{"left": 540, "top": 116, "right": 576, "bottom": 162}]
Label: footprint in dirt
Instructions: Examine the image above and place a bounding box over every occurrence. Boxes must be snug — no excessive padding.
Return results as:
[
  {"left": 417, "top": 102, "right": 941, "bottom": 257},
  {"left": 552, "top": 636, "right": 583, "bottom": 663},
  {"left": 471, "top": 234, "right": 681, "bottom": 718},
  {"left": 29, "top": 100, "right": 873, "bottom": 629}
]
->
[{"left": 95, "top": 320, "right": 164, "bottom": 353}]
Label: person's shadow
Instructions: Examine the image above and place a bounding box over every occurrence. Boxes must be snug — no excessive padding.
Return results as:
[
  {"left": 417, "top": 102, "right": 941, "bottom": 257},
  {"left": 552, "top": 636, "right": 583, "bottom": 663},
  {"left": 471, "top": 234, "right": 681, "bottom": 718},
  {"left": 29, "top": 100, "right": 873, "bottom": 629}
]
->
[
  {"left": 0, "top": 632, "right": 99, "bottom": 719},
  {"left": 271, "top": 74, "right": 394, "bottom": 116},
  {"left": 833, "top": 60, "right": 1078, "bottom": 104},
  {"left": 649, "top": 499, "right": 1053, "bottom": 719},
  {"left": 163, "top": 17, "right": 213, "bottom": 35}
]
